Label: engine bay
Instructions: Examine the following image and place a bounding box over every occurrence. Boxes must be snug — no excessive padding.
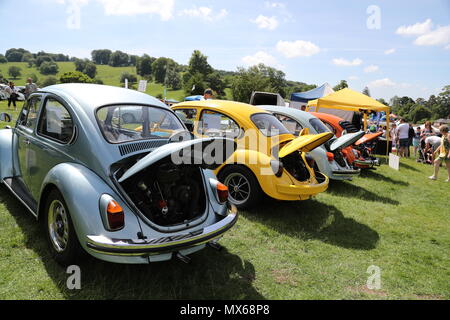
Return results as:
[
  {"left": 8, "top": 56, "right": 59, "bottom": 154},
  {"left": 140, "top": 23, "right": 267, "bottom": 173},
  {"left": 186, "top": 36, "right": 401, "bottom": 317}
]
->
[
  {"left": 281, "top": 152, "right": 311, "bottom": 182},
  {"left": 118, "top": 158, "right": 207, "bottom": 227}
]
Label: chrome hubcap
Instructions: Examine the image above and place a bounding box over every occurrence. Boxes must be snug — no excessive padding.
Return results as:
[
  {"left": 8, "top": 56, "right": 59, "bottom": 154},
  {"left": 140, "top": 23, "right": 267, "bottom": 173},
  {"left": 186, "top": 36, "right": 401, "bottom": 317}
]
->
[
  {"left": 48, "top": 200, "right": 69, "bottom": 253},
  {"left": 224, "top": 173, "right": 251, "bottom": 205}
]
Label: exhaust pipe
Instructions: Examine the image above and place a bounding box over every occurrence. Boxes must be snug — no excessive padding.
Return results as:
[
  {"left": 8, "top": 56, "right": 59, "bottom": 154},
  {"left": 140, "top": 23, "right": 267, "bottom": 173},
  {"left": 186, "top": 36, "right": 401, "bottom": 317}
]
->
[{"left": 175, "top": 252, "right": 191, "bottom": 264}]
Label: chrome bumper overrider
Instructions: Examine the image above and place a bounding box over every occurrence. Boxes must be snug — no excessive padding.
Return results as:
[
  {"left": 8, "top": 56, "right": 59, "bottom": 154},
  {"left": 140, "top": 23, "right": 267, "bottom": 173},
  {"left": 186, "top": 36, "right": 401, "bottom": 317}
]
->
[{"left": 86, "top": 207, "right": 238, "bottom": 256}]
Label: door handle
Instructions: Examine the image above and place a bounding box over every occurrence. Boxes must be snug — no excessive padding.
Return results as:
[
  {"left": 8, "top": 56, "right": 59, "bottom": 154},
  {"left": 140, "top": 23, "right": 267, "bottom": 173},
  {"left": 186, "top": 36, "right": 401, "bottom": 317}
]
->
[{"left": 24, "top": 139, "right": 31, "bottom": 145}]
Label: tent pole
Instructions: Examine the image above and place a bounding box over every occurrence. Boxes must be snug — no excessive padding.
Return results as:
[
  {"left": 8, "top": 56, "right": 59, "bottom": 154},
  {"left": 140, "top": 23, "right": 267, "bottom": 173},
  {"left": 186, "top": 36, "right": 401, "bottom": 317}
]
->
[
  {"left": 386, "top": 111, "right": 391, "bottom": 156},
  {"left": 363, "top": 112, "right": 368, "bottom": 132}
]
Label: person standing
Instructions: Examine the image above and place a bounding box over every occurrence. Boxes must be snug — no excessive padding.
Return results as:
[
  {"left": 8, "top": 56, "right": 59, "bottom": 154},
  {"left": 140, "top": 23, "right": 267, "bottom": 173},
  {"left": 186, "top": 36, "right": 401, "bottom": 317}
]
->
[
  {"left": 412, "top": 127, "right": 421, "bottom": 159},
  {"left": 24, "top": 78, "right": 38, "bottom": 100},
  {"left": 201, "top": 88, "right": 214, "bottom": 100},
  {"left": 429, "top": 125, "right": 450, "bottom": 182},
  {"left": 5, "top": 82, "right": 18, "bottom": 110},
  {"left": 396, "top": 118, "right": 410, "bottom": 157}
]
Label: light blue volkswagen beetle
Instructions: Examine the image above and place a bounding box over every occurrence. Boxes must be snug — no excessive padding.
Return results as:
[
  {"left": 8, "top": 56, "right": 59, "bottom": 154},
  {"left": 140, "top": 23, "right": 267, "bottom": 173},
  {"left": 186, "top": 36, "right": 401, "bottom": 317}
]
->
[
  {"left": 0, "top": 84, "right": 238, "bottom": 265},
  {"left": 259, "top": 105, "right": 364, "bottom": 180}
]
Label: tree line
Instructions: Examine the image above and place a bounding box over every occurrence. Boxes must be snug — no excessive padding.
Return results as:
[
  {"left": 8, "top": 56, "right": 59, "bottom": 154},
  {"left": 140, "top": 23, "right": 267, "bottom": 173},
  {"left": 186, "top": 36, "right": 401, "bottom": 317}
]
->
[{"left": 1, "top": 48, "right": 448, "bottom": 121}]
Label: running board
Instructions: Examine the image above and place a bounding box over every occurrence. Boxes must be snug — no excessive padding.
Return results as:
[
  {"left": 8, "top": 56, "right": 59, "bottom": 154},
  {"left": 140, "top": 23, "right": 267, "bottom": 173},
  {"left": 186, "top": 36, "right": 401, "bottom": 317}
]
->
[{"left": 2, "top": 178, "right": 38, "bottom": 218}]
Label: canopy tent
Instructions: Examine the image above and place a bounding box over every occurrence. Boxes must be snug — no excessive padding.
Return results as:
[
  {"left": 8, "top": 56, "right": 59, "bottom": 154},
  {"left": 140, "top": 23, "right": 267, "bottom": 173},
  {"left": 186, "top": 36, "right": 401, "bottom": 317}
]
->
[
  {"left": 307, "top": 88, "right": 392, "bottom": 155},
  {"left": 184, "top": 95, "right": 203, "bottom": 101},
  {"left": 289, "top": 83, "right": 334, "bottom": 109}
]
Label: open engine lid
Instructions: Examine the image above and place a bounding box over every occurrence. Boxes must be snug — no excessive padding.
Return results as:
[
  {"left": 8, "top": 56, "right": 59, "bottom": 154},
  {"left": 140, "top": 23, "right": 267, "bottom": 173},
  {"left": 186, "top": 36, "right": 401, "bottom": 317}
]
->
[
  {"left": 329, "top": 131, "right": 365, "bottom": 151},
  {"left": 278, "top": 132, "right": 333, "bottom": 158},
  {"left": 354, "top": 131, "right": 383, "bottom": 146},
  {"left": 118, "top": 137, "right": 236, "bottom": 183}
]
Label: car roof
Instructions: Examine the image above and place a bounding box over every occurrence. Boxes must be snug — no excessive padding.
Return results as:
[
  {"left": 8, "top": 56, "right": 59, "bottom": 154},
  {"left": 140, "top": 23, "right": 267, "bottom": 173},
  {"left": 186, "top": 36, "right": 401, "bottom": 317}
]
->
[
  {"left": 39, "top": 83, "right": 168, "bottom": 111},
  {"left": 173, "top": 100, "right": 270, "bottom": 119},
  {"left": 310, "top": 112, "right": 344, "bottom": 124},
  {"left": 258, "top": 105, "right": 318, "bottom": 121}
]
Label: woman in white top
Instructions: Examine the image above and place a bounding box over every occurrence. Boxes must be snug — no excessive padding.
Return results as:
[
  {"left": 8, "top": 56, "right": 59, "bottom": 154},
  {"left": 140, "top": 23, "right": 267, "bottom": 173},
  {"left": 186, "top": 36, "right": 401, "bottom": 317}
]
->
[{"left": 5, "top": 82, "right": 18, "bottom": 110}]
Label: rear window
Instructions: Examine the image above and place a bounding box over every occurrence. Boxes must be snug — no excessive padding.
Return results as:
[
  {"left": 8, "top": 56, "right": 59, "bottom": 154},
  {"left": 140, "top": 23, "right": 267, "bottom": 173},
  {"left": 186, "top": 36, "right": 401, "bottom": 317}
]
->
[
  {"left": 309, "top": 118, "right": 332, "bottom": 134},
  {"left": 251, "top": 113, "right": 290, "bottom": 137},
  {"left": 96, "top": 105, "right": 184, "bottom": 143}
]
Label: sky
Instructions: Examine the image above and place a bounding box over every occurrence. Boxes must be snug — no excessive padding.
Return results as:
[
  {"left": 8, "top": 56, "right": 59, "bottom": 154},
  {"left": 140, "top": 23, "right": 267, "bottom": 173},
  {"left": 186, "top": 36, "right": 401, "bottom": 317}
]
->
[{"left": 2, "top": 0, "right": 450, "bottom": 101}]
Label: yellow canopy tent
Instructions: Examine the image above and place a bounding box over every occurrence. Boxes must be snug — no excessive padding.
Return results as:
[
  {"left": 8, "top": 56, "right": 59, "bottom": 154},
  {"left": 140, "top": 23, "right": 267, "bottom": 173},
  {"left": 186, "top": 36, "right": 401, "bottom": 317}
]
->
[{"left": 307, "top": 88, "right": 391, "bottom": 155}]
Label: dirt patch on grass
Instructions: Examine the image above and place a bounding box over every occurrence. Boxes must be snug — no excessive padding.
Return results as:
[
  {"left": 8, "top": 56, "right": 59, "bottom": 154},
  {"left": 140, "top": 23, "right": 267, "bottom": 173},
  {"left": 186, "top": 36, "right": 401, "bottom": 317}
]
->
[
  {"left": 347, "top": 285, "right": 388, "bottom": 297},
  {"left": 272, "top": 269, "right": 297, "bottom": 286}
]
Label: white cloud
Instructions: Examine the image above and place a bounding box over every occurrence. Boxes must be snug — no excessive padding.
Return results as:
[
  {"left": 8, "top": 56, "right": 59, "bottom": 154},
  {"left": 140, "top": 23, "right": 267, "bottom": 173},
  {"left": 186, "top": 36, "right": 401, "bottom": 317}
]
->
[
  {"left": 445, "top": 44, "right": 450, "bottom": 50},
  {"left": 251, "top": 15, "right": 279, "bottom": 30},
  {"left": 179, "top": 6, "right": 228, "bottom": 21},
  {"left": 369, "top": 78, "right": 397, "bottom": 88},
  {"left": 242, "top": 51, "right": 280, "bottom": 68},
  {"left": 364, "top": 65, "right": 379, "bottom": 73},
  {"left": 348, "top": 76, "right": 359, "bottom": 80},
  {"left": 384, "top": 48, "right": 396, "bottom": 55},
  {"left": 95, "top": 0, "right": 174, "bottom": 20},
  {"left": 396, "top": 19, "right": 433, "bottom": 36},
  {"left": 414, "top": 25, "right": 450, "bottom": 46},
  {"left": 265, "top": 2, "right": 286, "bottom": 9},
  {"left": 331, "top": 58, "right": 363, "bottom": 66},
  {"left": 276, "top": 40, "right": 320, "bottom": 58}
]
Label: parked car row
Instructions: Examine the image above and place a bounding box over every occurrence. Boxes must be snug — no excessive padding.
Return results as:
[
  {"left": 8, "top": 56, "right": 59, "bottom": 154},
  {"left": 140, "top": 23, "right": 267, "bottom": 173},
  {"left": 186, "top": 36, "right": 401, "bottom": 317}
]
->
[{"left": 0, "top": 84, "right": 381, "bottom": 266}]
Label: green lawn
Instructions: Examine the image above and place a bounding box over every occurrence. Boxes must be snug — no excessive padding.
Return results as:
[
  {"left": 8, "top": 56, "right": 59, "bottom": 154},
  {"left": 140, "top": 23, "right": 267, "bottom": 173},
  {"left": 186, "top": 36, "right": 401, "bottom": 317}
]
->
[{"left": 0, "top": 99, "right": 449, "bottom": 300}]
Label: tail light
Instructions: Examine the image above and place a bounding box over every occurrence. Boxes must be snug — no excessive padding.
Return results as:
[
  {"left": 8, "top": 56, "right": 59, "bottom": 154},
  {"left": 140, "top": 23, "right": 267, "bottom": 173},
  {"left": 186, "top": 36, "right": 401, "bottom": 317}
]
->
[
  {"left": 106, "top": 200, "right": 125, "bottom": 231},
  {"left": 216, "top": 182, "right": 229, "bottom": 203},
  {"left": 326, "top": 152, "right": 334, "bottom": 162}
]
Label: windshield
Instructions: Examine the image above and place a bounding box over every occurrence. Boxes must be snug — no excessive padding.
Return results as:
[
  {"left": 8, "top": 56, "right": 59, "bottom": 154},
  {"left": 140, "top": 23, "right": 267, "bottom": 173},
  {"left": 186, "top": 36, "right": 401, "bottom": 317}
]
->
[
  {"left": 251, "top": 113, "right": 290, "bottom": 137},
  {"left": 96, "top": 105, "right": 184, "bottom": 143},
  {"left": 309, "top": 118, "right": 332, "bottom": 134}
]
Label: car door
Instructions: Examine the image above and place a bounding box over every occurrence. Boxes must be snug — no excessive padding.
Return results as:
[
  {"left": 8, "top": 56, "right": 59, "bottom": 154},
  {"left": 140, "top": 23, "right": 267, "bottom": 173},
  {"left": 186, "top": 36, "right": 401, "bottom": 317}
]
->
[
  {"left": 29, "top": 96, "right": 76, "bottom": 199},
  {"left": 14, "top": 94, "right": 42, "bottom": 193}
]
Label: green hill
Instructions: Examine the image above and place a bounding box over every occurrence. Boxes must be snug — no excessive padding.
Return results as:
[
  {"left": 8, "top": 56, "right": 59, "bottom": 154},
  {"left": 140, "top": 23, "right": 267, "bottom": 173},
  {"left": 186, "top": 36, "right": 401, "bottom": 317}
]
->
[{"left": 0, "top": 62, "right": 196, "bottom": 102}]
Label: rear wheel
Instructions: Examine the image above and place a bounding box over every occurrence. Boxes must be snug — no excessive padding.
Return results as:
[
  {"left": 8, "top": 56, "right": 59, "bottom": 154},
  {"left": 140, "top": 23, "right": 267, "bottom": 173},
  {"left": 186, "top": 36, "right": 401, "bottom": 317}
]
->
[
  {"left": 44, "top": 189, "right": 84, "bottom": 266},
  {"left": 218, "top": 166, "right": 262, "bottom": 210}
]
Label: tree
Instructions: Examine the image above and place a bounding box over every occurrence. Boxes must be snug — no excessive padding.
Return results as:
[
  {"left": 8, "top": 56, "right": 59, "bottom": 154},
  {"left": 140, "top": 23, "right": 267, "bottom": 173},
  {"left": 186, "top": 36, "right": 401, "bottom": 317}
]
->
[
  {"left": 91, "top": 49, "right": 112, "bottom": 65},
  {"left": 8, "top": 66, "right": 22, "bottom": 79},
  {"left": 333, "top": 80, "right": 348, "bottom": 91},
  {"left": 60, "top": 71, "right": 94, "bottom": 83},
  {"left": 39, "top": 61, "right": 59, "bottom": 75},
  {"left": 0, "top": 54, "right": 7, "bottom": 63},
  {"left": 36, "top": 55, "right": 54, "bottom": 67},
  {"left": 230, "top": 64, "right": 287, "bottom": 102},
  {"left": 120, "top": 72, "right": 138, "bottom": 85},
  {"left": 166, "top": 68, "right": 182, "bottom": 90},
  {"left": 136, "top": 54, "right": 155, "bottom": 77},
  {"left": 28, "top": 73, "right": 39, "bottom": 83},
  {"left": 188, "top": 50, "right": 213, "bottom": 77},
  {"left": 362, "top": 86, "right": 371, "bottom": 96},
  {"left": 411, "top": 105, "right": 432, "bottom": 123},
  {"left": 152, "top": 57, "right": 176, "bottom": 83},
  {"left": 39, "top": 76, "right": 58, "bottom": 87},
  {"left": 83, "top": 62, "right": 97, "bottom": 79},
  {"left": 5, "top": 48, "right": 31, "bottom": 62},
  {"left": 184, "top": 72, "right": 206, "bottom": 95},
  {"left": 109, "top": 50, "right": 129, "bottom": 67},
  {"left": 206, "top": 72, "right": 226, "bottom": 96}
]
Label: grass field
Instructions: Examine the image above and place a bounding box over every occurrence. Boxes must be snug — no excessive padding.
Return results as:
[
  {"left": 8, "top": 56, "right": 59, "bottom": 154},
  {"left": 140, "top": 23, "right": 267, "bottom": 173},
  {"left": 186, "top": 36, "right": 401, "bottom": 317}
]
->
[{"left": 0, "top": 99, "right": 449, "bottom": 300}]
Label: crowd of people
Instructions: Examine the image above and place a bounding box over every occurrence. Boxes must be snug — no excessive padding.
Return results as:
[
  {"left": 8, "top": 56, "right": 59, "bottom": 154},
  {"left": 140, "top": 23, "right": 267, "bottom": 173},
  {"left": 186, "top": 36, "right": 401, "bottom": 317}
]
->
[
  {"left": 369, "top": 118, "right": 450, "bottom": 182},
  {"left": 2, "top": 78, "right": 37, "bottom": 110}
]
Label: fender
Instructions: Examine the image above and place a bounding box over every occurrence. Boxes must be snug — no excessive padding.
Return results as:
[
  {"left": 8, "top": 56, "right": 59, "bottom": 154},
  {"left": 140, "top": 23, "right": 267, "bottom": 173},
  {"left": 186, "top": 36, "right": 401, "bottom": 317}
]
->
[
  {"left": 215, "top": 149, "right": 295, "bottom": 199},
  {"left": 0, "top": 129, "right": 14, "bottom": 181},
  {"left": 39, "top": 162, "right": 143, "bottom": 253}
]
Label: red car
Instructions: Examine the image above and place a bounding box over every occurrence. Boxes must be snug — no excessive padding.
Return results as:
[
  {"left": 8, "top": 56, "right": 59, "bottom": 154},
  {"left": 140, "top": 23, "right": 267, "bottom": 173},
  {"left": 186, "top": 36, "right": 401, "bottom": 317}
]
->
[{"left": 310, "top": 112, "right": 380, "bottom": 168}]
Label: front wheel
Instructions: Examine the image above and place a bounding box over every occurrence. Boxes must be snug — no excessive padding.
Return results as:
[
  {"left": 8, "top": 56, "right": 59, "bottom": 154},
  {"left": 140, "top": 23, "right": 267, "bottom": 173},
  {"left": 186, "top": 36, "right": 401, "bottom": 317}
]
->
[
  {"left": 44, "top": 189, "right": 84, "bottom": 266},
  {"left": 218, "top": 166, "right": 262, "bottom": 210}
]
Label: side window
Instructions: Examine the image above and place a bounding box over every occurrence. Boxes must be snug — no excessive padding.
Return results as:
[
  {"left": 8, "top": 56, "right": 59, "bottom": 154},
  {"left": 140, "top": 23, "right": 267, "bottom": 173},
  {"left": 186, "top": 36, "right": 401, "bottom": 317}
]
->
[
  {"left": 175, "top": 108, "right": 197, "bottom": 132},
  {"left": 198, "top": 110, "right": 241, "bottom": 138},
  {"left": 323, "top": 121, "right": 336, "bottom": 134},
  {"left": 38, "top": 98, "right": 74, "bottom": 144},
  {"left": 17, "top": 96, "right": 41, "bottom": 129},
  {"left": 274, "top": 113, "right": 303, "bottom": 136}
]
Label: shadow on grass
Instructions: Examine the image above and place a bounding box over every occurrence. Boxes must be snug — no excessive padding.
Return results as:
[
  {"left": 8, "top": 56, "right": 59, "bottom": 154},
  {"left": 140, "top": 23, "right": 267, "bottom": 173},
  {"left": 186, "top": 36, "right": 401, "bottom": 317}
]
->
[
  {"left": 400, "top": 161, "right": 420, "bottom": 172},
  {"left": 359, "top": 169, "right": 409, "bottom": 186},
  {"left": 327, "top": 180, "right": 399, "bottom": 205},
  {"left": 245, "top": 197, "right": 379, "bottom": 251},
  {"left": 0, "top": 185, "right": 264, "bottom": 300}
]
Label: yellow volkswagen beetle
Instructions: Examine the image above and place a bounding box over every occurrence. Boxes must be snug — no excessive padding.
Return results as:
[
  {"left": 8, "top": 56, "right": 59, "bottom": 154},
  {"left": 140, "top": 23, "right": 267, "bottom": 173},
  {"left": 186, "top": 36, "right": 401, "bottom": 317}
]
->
[{"left": 172, "top": 100, "right": 333, "bottom": 209}]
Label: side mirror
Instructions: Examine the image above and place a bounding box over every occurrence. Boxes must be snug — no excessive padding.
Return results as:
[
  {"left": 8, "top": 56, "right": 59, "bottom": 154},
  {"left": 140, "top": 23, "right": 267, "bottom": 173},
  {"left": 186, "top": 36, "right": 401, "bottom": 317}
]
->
[{"left": 0, "top": 113, "right": 12, "bottom": 122}]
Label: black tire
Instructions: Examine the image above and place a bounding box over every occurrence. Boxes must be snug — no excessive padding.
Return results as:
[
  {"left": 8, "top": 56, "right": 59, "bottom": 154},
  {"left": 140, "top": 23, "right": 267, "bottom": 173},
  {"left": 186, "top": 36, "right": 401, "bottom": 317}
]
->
[
  {"left": 217, "top": 165, "right": 262, "bottom": 210},
  {"left": 122, "top": 113, "right": 135, "bottom": 124},
  {"left": 44, "top": 189, "right": 84, "bottom": 266}
]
